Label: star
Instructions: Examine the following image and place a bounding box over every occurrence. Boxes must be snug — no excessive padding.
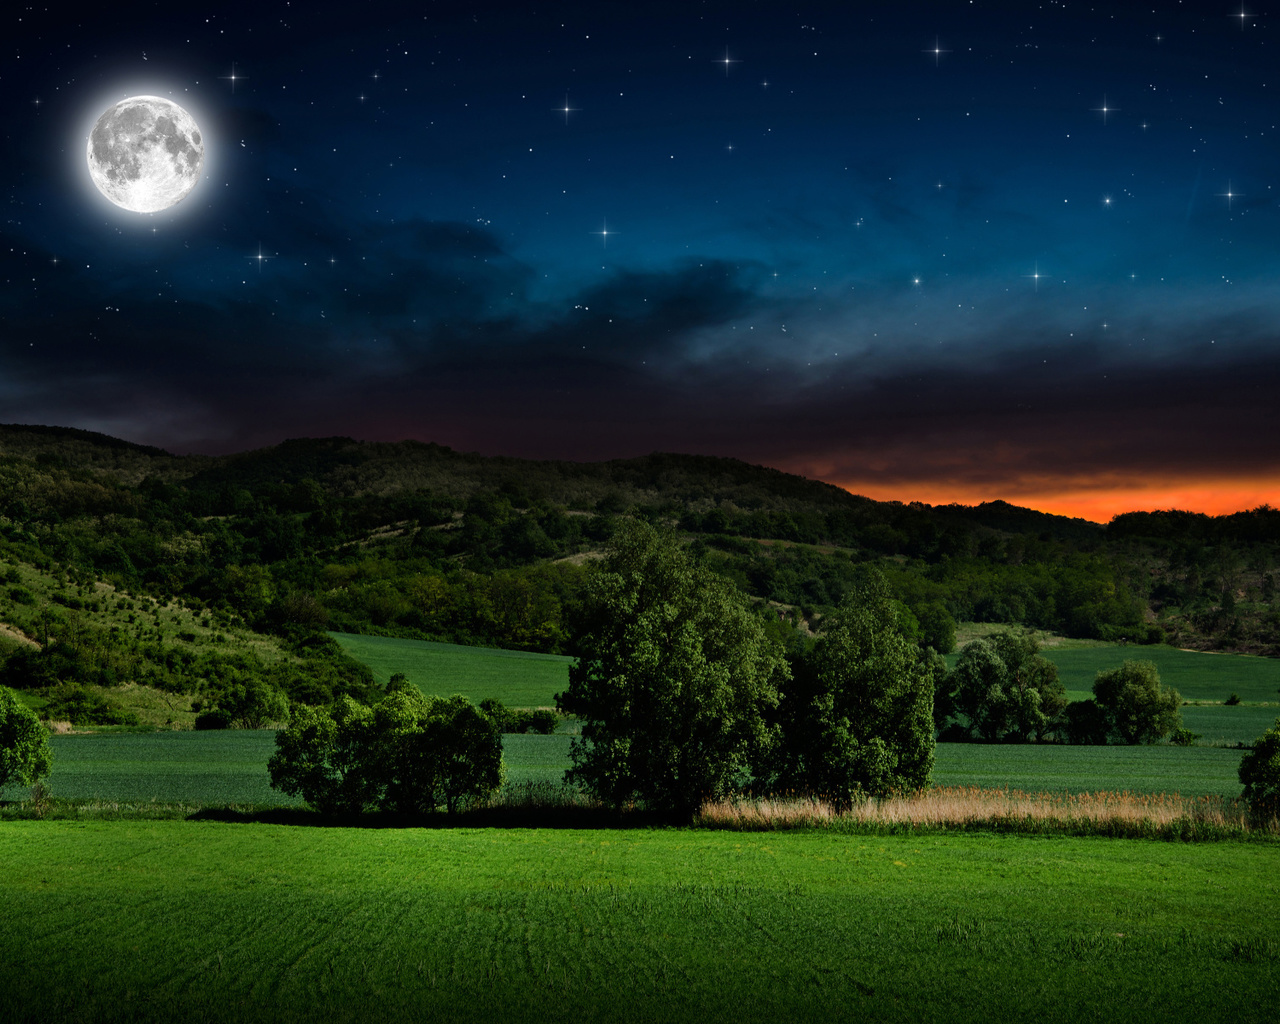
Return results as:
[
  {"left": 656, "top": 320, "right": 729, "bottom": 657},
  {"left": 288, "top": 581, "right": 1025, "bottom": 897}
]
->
[
  {"left": 1216, "top": 182, "right": 1243, "bottom": 210},
  {"left": 246, "top": 244, "right": 275, "bottom": 272},
  {"left": 1024, "top": 262, "right": 1045, "bottom": 292},
  {"left": 555, "top": 93, "right": 578, "bottom": 125},
  {"left": 923, "top": 36, "right": 950, "bottom": 66},
  {"left": 1092, "top": 96, "right": 1118, "bottom": 124},
  {"left": 592, "top": 219, "right": 613, "bottom": 248},
  {"left": 220, "top": 62, "right": 247, "bottom": 93},
  {"left": 1234, "top": 5, "right": 1254, "bottom": 30},
  {"left": 716, "top": 47, "right": 740, "bottom": 76}
]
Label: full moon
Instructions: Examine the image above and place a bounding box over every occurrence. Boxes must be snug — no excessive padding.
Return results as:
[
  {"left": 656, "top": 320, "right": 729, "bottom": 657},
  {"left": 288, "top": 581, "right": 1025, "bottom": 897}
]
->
[{"left": 86, "top": 96, "right": 204, "bottom": 213}]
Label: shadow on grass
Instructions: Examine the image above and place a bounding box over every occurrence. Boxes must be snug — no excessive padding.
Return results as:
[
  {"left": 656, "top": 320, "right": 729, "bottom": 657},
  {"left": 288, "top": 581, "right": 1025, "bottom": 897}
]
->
[{"left": 186, "top": 804, "right": 675, "bottom": 829}]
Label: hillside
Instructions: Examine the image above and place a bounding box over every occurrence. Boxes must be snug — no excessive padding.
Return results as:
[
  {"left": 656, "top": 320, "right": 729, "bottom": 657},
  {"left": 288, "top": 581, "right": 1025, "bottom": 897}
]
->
[{"left": 0, "top": 422, "right": 1276, "bottom": 728}]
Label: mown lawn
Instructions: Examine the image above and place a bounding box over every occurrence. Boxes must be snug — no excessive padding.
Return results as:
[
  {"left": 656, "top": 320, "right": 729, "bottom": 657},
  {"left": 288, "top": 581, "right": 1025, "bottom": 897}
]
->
[
  {"left": 329, "top": 631, "right": 572, "bottom": 707},
  {"left": 0, "top": 822, "right": 1276, "bottom": 1023}
]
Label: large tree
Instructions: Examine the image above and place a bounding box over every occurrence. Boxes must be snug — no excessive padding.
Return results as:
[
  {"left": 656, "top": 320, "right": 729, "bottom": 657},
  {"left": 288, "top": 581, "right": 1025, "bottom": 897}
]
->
[
  {"left": 0, "top": 686, "right": 52, "bottom": 791},
  {"left": 556, "top": 521, "right": 787, "bottom": 815},
  {"left": 773, "top": 569, "right": 936, "bottom": 803}
]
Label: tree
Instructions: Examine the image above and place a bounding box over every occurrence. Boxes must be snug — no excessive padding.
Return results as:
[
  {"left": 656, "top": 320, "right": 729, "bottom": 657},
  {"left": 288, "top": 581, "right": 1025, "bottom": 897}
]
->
[
  {"left": 914, "top": 601, "right": 957, "bottom": 654},
  {"left": 0, "top": 686, "right": 52, "bottom": 790},
  {"left": 774, "top": 569, "right": 936, "bottom": 804},
  {"left": 947, "top": 632, "right": 1067, "bottom": 742},
  {"left": 1092, "top": 660, "right": 1182, "bottom": 745},
  {"left": 556, "top": 520, "right": 787, "bottom": 815},
  {"left": 1238, "top": 717, "right": 1280, "bottom": 820},
  {"left": 267, "top": 697, "right": 379, "bottom": 814},
  {"left": 380, "top": 693, "right": 505, "bottom": 815}
]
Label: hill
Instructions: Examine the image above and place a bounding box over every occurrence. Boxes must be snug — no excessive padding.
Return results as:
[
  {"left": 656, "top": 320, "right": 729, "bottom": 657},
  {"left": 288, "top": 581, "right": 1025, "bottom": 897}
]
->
[{"left": 0, "top": 422, "right": 1276, "bottom": 727}]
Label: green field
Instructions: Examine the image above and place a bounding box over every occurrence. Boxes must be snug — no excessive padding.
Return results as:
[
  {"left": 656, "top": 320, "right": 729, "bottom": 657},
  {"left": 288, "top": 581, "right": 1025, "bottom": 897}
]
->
[
  {"left": 978, "top": 643, "right": 1280, "bottom": 703},
  {"left": 1, "top": 822, "right": 1277, "bottom": 1023},
  {"left": 330, "top": 631, "right": 572, "bottom": 706},
  {"left": 2, "top": 732, "right": 1254, "bottom": 805}
]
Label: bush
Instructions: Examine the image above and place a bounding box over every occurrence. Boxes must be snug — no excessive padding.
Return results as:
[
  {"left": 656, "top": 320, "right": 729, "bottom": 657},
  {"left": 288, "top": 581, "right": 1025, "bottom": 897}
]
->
[
  {"left": 1169, "top": 728, "right": 1201, "bottom": 747},
  {"left": 1226, "top": 692, "right": 1242, "bottom": 706},
  {"left": 206, "top": 680, "right": 289, "bottom": 729},
  {"left": 267, "top": 691, "right": 504, "bottom": 815},
  {"left": 194, "top": 709, "right": 233, "bottom": 730},
  {"left": 380, "top": 692, "right": 505, "bottom": 814},
  {"left": 41, "top": 686, "right": 139, "bottom": 727},
  {"left": 0, "top": 686, "right": 51, "bottom": 789},
  {"left": 1063, "top": 699, "right": 1110, "bottom": 745},
  {"left": 1238, "top": 717, "right": 1280, "bottom": 821},
  {"left": 1092, "top": 660, "right": 1182, "bottom": 745}
]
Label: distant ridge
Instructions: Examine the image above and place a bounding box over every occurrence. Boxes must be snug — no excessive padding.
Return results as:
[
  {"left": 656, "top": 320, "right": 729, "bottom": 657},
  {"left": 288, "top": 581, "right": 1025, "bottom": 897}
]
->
[{"left": 0, "top": 422, "right": 1100, "bottom": 538}]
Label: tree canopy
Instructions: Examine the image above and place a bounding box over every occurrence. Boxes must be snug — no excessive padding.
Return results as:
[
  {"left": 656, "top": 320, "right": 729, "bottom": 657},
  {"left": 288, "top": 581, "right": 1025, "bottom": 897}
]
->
[
  {"left": 556, "top": 521, "right": 787, "bottom": 815},
  {"left": 1092, "top": 660, "right": 1182, "bottom": 745},
  {"left": 0, "top": 686, "right": 52, "bottom": 790},
  {"left": 772, "top": 569, "right": 936, "bottom": 803}
]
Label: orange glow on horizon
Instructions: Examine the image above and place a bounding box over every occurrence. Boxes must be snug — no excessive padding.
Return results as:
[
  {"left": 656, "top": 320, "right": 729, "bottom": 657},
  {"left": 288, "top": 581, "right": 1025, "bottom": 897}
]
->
[{"left": 832, "top": 480, "right": 1280, "bottom": 524}]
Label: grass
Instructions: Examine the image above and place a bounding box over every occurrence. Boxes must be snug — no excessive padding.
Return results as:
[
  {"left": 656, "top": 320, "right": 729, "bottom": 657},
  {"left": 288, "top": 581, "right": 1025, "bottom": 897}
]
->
[
  {"left": 2, "top": 733, "right": 1254, "bottom": 807},
  {"left": 329, "top": 630, "right": 572, "bottom": 707},
  {"left": 1041, "top": 644, "right": 1280, "bottom": 703},
  {"left": 0, "top": 731, "right": 301, "bottom": 806},
  {"left": 1181, "top": 704, "right": 1279, "bottom": 745},
  {"left": 932, "top": 742, "right": 1246, "bottom": 797},
  {"left": 0, "top": 822, "right": 1277, "bottom": 1023},
  {"left": 699, "top": 787, "right": 1266, "bottom": 839}
]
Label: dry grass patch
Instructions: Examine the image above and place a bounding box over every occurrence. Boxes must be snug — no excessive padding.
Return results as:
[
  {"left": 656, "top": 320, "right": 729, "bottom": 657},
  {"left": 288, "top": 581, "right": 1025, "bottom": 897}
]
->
[{"left": 698, "top": 786, "right": 1275, "bottom": 837}]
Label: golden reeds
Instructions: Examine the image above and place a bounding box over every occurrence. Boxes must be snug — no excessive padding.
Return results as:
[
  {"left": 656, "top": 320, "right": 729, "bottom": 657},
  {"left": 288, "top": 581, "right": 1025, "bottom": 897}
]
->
[{"left": 697, "top": 786, "right": 1274, "bottom": 834}]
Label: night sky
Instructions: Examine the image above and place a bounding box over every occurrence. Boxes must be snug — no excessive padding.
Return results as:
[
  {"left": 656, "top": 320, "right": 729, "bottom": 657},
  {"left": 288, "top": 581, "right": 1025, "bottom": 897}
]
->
[{"left": 5, "top": 1, "right": 1280, "bottom": 521}]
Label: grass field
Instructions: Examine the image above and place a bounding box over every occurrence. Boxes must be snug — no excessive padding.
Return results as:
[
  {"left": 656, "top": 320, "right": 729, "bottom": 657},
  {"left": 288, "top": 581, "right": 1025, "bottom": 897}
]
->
[
  {"left": 0, "top": 822, "right": 1276, "bottom": 1023},
  {"left": 2, "top": 732, "right": 1254, "bottom": 805},
  {"left": 1040, "top": 644, "right": 1280, "bottom": 702},
  {"left": 329, "top": 631, "right": 572, "bottom": 707}
]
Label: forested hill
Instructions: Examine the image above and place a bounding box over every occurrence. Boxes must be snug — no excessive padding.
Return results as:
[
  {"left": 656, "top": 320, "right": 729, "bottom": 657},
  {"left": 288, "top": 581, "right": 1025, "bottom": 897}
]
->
[{"left": 0, "top": 423, "right": 1277, "bottom": 689}]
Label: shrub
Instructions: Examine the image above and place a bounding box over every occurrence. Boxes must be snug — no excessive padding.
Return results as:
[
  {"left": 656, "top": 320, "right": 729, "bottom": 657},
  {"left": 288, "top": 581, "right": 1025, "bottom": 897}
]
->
[
  {"left": 1225, "top": 692, "right": 1242, "bottom": 706},
  {"left": 0, "top": 686, "right": 52, "bottom": 790},
  {"left": 1238, "top": 717, "right": 1280, "bottom": 821},
  {"left": 523, "top": 708, "right": 559, "bottom": 735},
  {"left": 194, "top": 709, "right": 233, "bottom": 730},
  {"left": 1063, "top": 699, "right": 1110, "bottom": 745},
  {"left": 380, "top": 693, "right": 505, "bottom": 814},
  {"left": 1092, "top": 660, "right": 1182, "bottom": 745},
  {"left": 1169, "top": 728, "right": 1201, "bottom": 747},
  {"left": 268, "top": 691, "right": 504, "bottom": 815},
  {"left": 41, "top": 686, "right": 139, "bottom": 727}
]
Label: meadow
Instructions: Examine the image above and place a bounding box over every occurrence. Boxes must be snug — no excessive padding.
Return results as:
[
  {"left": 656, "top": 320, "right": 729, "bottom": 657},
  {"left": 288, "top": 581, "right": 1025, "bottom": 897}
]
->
[
  {"left": 329, "top": 631, "right": 572, "bottom": 707},
  {"left": 1, "top": 822, "right": 1277, "bottom": 1023},
  {"left": 1, "top": 731, "right": 1252, "bottom": 805}
]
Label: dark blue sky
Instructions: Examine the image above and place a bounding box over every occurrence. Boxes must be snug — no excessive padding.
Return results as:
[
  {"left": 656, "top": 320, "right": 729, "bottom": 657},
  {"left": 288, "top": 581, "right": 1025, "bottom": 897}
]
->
[{"left": 5, "top": 1, "right": 1279, "bottom": 518}]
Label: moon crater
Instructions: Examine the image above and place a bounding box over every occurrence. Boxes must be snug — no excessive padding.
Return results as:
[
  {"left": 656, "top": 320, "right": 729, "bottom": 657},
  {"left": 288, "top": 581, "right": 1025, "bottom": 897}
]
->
[{"left": 86, "top": 96, "right": 204, "bottom": 213}]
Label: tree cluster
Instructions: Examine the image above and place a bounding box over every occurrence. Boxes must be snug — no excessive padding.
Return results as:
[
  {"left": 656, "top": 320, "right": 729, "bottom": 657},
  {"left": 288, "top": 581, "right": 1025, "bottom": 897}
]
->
[
  {"left": 267, "top": 689, "right": 503, "bottom": 815},
  {"left": 935, "top": 638, "right": 1182, "bottom": 746},
  {"left": 557, "top": 522, "right": 937, "bottom": 814}
]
